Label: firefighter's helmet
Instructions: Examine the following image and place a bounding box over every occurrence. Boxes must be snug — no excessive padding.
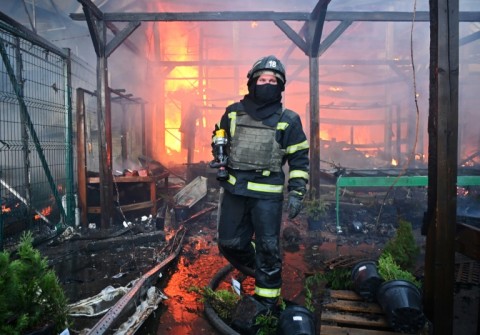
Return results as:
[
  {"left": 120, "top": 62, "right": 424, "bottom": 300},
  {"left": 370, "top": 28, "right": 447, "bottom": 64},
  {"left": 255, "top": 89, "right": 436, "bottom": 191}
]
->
[{"left": 247, "top": 55, "right": 286, "bottom": 84}]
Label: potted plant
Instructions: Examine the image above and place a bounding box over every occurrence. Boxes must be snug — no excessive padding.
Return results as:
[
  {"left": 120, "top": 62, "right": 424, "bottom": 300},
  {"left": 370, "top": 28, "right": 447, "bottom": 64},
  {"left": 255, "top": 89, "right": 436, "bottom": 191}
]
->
[
  {"left": 372, "top": 219, "right": 426, "bottom": 333},
  {"left": 350, "top": 260, "right": 384, "bottom": 302},
  {"left": 382, "top": 218, "right": 420, "bottom": 272},
  {"left": 376, "top": 253, "right": 425, "bottom": 333},
  {"left": 304, "top": 195, "right": 330, "bottom": 231},
  {"left": 0, "top": 232, "right": 70, "bottom": 335}
]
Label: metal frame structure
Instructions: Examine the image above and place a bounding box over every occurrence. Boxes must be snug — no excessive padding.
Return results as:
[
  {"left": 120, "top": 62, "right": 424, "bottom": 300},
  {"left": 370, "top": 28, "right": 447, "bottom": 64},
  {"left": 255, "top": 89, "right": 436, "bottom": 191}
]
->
[
  {"left": 0, "top": 12, "right": 75, "bottom": 249},
  {"left": 70, "top": 1, "right": 479, "bottom": 333}
]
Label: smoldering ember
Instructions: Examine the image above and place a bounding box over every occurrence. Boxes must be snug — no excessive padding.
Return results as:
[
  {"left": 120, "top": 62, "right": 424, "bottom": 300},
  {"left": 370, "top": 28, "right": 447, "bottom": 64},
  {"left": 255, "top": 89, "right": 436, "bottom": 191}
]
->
[{"left": 0, "top": 1, "right": 479, "bottom": 335}]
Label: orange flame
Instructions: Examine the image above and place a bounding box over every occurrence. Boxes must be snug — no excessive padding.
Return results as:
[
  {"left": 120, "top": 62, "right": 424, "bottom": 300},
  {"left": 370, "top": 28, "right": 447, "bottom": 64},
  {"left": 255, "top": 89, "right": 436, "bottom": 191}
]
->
[
  {"left": 34, "top": 206, "right": 52, "bottom": 220},
  {"left": 320, "top": 129, "right": 330, "bottom": 140},
  {"left": 2, "top": 204, "right": 11, "bottom": 213}
]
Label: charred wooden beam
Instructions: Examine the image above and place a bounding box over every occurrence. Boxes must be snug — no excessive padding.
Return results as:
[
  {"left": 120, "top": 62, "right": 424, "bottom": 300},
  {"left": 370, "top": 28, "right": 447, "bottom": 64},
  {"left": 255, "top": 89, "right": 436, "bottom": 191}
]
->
[
  {"left": 455, "top": 222, "right": 480, "bottom": 261},
  {"left": 70, "top": 11, "right": 480, "bottom": 23},
  {"left": 308, "top": 0, "right": 329, "bottom": 57},
  {"left": 424, "top": 0, "right": 459, "bottom": 333},
  {"left": 105, "top": 21, "right": 141, "bottom": 57},
  {"left": 318, "top": 20, "right": 352, "bottom": 56},
  {"left": 148, "top": 59, "right": 411, "bottom": 67},
  {"left": 105, "top": 21, "right": 140, "bottom": 54},
  {"left": 460, "top": 31, "right": 480, "bottom": 46},
  {"left": 274, "top": 20, "right": 308, "bottom": 54}
]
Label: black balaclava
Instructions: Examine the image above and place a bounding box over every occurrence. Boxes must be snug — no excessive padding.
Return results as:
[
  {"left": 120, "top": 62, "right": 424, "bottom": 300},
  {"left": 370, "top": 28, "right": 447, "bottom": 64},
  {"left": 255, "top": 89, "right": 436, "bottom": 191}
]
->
[{"left": 241, "top": 79, "right": 284, "bottom": 122}]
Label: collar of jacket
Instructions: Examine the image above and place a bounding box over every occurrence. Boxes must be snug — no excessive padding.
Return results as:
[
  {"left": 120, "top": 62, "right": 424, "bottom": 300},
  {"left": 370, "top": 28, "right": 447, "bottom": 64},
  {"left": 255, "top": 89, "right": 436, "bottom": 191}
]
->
[{"left": 240, "top": 95, "right": 283, "bottom": 127}]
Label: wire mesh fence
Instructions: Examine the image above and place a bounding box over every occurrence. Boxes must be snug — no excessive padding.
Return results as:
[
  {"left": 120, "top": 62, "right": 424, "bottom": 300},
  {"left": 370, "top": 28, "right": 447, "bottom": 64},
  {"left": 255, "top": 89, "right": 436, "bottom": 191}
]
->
[
  {"left": 1, "top": 13, "right": 151, "bottom": 249},
  {"left": 0, "top": 15, "right": 93, "bottom": 249}
]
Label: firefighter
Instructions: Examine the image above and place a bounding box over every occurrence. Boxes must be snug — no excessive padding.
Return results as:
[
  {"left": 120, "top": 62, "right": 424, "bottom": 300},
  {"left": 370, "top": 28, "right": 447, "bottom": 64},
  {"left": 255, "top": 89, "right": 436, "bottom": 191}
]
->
[{"left": 211, "top": 55, "right": 310, "bottom": 311}]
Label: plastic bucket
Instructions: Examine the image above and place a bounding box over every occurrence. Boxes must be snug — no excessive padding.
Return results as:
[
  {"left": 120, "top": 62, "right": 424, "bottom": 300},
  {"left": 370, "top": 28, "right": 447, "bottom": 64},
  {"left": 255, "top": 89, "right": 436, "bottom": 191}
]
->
[
  {"left": 376, "top": 280, "right": 425, "bottom": 333},
  {"left": 351, "top": 260, "right": 384, "bottom": 302},
  {"left": 277, "top": 304, "right": 316, "bottom": 335}
]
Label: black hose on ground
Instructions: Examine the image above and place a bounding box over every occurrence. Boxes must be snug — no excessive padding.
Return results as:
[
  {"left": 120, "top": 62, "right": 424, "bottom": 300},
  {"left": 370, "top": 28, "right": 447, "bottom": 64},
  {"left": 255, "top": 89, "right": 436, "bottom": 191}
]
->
[{"left": 204, "top": 263, "right": 241, "bottom": 335}]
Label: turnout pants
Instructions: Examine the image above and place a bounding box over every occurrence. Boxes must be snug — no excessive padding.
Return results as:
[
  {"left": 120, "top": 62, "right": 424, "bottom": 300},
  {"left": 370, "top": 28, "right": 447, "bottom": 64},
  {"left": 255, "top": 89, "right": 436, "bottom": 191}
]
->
[{"left": 217, "top": 190, "right": 283, "bottom": 299}]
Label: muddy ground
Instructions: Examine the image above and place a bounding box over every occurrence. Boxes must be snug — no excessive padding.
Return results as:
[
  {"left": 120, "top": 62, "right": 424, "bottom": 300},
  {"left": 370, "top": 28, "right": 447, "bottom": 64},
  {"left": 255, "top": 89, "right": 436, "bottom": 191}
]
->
[{"left": 32, "top": 180, "right": 480, "bottom": 335}]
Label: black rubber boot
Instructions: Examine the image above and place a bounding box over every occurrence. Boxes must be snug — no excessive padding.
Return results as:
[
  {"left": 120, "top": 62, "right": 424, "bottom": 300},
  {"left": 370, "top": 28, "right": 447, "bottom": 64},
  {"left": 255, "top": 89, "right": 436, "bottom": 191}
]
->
[
  {"left": 231, "top": 295, "right": 270, "bottom": 335},
  {"left": 252, "top": 294, "right": 279, "bottom": 312}
]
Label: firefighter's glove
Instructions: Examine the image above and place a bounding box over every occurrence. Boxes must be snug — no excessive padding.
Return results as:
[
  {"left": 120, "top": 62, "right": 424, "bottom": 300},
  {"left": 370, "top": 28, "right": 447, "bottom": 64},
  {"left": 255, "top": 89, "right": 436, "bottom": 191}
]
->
[{"left": 287, "top": 190, "right": 304, "bottom": 219}]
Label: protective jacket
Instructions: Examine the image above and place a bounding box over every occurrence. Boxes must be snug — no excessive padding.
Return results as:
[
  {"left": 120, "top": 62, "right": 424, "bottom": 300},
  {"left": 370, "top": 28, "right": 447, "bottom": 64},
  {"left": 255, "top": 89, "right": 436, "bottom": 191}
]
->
[{"left": 212, "top": 102, "right": 309, "bottom": 199}]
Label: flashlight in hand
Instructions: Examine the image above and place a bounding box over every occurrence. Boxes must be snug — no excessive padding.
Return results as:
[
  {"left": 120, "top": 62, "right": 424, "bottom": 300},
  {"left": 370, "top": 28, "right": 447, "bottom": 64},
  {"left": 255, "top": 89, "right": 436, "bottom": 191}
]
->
[{"left": 210, "top": 129, "right": 229, "bottom": 181}]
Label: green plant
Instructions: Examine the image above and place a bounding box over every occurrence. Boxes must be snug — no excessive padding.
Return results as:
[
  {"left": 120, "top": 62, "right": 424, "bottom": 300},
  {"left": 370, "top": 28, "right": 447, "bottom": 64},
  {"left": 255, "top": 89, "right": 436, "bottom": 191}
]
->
[
  {"left": 304, "top": 196, "right": 330, "bottom": 221},
  {"left": 0, "top": 231, "right": 70, "bottom": 334},
  {"left": 378, "top": 253, "right": 421, "bottom": 289},
  {"left": 189, "top": 286, "right": 240, "bottom": 322},
  {"left": 382, "top": 219, "right": 420, "bottom": 271},
  {"left": 304, "top": 268, "right": 352, "bottom": 312},
  {"left": 306, "top": 268, "right": 352, "bottom": 291},
  {"left": 254, "top": 312, "right": 278, "bottom": 335}
]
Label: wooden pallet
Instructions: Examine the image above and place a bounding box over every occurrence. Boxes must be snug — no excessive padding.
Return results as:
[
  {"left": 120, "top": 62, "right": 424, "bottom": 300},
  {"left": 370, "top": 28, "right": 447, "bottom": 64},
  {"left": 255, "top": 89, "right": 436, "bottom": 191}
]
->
[
  {"left": 320, "top": 290, "right": 404, "bottom": 335},
  {"left": 323, "top": 255, "right": 369, "bottom": 270}
]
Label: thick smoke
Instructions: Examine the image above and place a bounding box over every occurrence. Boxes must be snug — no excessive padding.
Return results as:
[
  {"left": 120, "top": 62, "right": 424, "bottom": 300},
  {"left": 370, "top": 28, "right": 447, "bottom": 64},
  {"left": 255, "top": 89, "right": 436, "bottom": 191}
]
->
[{"left": 2, "top": 0, "right": 480, "bottom": 169}]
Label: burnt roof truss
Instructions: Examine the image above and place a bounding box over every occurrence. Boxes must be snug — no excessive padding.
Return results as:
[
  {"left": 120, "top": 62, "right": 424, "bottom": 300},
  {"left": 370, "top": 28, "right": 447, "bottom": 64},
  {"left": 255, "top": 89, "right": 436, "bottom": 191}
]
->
[
  {"left": 105, "top": 21, "right": 140, "bottom": 57},
  {"left": 79, "top": 0, "right": 141, "bottom": 58}
]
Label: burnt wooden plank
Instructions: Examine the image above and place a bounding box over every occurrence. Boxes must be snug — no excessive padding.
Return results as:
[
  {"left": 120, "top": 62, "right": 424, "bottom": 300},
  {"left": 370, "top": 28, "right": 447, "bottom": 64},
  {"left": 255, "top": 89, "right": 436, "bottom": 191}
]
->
[
  {"left": 320, "top": 290, "right": 408, "bottom": 334},
  {"left": 321, "top": 310, "right": 389, "bottom": 328},
  {"left": 87, "top": 200, "right": 152, "bottom": 214},
  {"left": 329, "top": 290, "right": 363, "bottom": 301},
  {"left": 324, "top": 299, "right": 383, "bottom": 314},
  {"left": 324, "top": 255, "right": 370, "bottom": 270},
  {"left": 69, "top": 11, "right": 480, "bottom": 23},
  {"left": 321, "top": 325, "right": 403, "bottom": 335},
  {"left": 88, "top": 172, "right": 169, "bottom": 183}
]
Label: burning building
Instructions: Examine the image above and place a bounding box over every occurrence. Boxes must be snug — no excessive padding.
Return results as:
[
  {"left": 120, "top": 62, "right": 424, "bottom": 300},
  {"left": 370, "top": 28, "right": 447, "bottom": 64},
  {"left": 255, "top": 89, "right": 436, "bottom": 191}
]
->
[{"left": 1, "top": 0, "right": 480, "bottom": 334}]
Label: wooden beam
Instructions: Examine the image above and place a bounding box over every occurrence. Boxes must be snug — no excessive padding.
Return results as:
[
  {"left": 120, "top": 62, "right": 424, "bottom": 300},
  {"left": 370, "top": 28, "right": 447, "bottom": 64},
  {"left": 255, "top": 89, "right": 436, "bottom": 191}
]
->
[
  {"left": 69, "top": 11, "right": 480, "bottom": 23},
  {"left": 273, "top": 20, "right": 308, "bottom": 54},
  {"left": 105, "top": 21, "right": 141, "bottom": 57},
  {"left": 455, "top": 223, "right": 480, "bottom": 261},
  {"left": 76, "top": 88, "right": 88, "bottom": 228},
  {"left": 145, "top": 59, "right": 411, "bottom": 67},
  {"left": 459, "top": 30, "right": 480, "bottom": 46},
  {"left": 81, "top": 5, "right": 101, "bottom": 57},
  {"left": 309, "top": 56, "right": 320, "bottom": 198},
  {"left": 77, "top": 0, "right": 103, "bottom": 20},
  {"left": 424, "top": 0, "right": 459, "bottom": 334},
  {"left": 105, "top": 21, "right": 141, "bottom": 54},
  {"left": 309, "top": 0, "right": 330, "bottom": 57},
  {"left": 318, "top": 20, "right": 352, "bottom": 56}
]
